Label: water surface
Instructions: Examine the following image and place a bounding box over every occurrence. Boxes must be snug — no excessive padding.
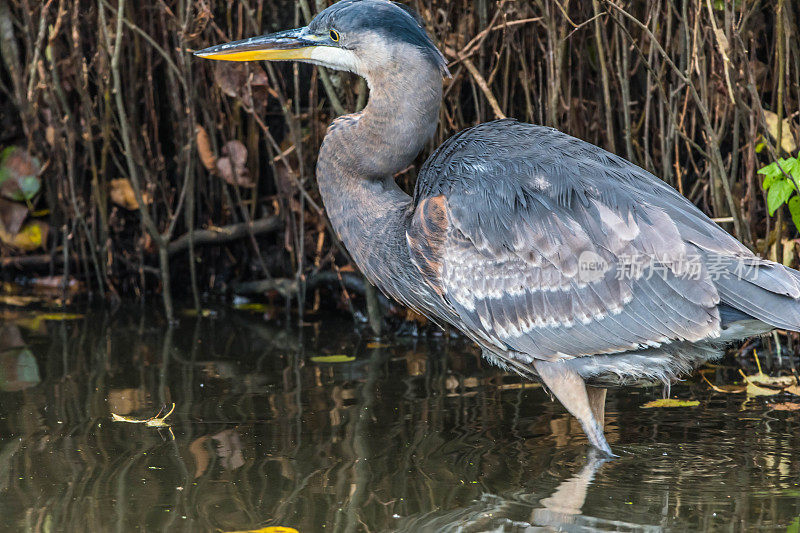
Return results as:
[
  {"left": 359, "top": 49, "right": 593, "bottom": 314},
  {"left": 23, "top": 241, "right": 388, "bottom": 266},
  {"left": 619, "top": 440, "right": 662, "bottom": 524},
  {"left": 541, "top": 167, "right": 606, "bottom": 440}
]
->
[{"left": 1, "top": 306, "right": 799, "bottom": 532}]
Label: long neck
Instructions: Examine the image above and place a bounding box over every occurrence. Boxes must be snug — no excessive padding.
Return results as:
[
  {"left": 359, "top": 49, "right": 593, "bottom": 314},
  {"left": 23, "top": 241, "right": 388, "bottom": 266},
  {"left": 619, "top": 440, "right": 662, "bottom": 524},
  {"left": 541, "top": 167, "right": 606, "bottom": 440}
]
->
[{"left": 316, "top": 58, "right": 442, "bottom": 295}]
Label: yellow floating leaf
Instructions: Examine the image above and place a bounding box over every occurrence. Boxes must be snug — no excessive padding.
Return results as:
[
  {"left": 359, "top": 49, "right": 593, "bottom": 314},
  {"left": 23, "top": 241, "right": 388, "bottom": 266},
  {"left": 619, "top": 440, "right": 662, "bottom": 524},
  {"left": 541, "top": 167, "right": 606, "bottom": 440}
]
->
[
  {"left": 111, "top": 403, "right": 175, "bottom": 426},
  {"left": 38, "top": 312, "right": 85, "bottom": 321},
  {"left": 111, "top": 413, "right": 149, "bottom": 424},
  {"left": 746, "top": 373, "right": 795, "bottom": 388},
  {"left": 365, "top": 342, "right": 391, "bottom": 349},
  {"left": 224, "top": 526, "right": 300, "bottom": 533},
  {"left": 0, "top": 295, "right": 43, "bottom": 307},
  {"left": 310, "top": 355, "right": 355, "bottom": 364},
  {"left": 234, "top": 302, "right": 271, "bottom": 312},
  {"left": 739, "top": 369, "right": 783, "bottom": 397},
  {"left": 641, "top": 399, "right": 700, "bottom": 409},
  {"left": 700, "top": 372, "right": 746, "bottom": 394}
]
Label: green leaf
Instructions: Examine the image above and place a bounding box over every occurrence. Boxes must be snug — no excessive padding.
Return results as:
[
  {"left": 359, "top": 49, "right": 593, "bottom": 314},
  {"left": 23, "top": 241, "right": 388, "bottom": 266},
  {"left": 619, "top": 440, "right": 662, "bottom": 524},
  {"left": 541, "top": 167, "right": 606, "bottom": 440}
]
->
[
  {"left": 757, "top": 162, "right": 775, "bottom": 176},
  {"left": 789, "top": 196, "right": 800, "bottom": 233},
  {"left": 762, "top": 172, "right": 776, "bottom": 191},
  {"left": 760, "top": 159, "right": 790, "bottom": 177},
  {"left": 0, "top": 146, "right": 14, "bottom": 163},
  {"left": 9, "top": 176, "right": 41, "bottom": 201},
  {"left": 767, "top": 178, "right": 795, "bottom": 216},
  {"left": 786, "top": 157, "right": 800, "bottom": 178}
]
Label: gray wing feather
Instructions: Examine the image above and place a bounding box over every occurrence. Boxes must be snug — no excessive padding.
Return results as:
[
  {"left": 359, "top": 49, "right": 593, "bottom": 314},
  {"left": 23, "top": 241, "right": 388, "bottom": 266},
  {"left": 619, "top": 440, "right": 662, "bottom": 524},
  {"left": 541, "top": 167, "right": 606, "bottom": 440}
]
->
[{"left": 408, "top": 120, "right": 800, "bottom": 361}]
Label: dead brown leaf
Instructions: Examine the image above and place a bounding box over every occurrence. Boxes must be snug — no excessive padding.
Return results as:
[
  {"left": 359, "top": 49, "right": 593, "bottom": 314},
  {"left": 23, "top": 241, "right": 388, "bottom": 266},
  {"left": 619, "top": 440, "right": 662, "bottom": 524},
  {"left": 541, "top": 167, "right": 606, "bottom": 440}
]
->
[
  {"left": 771, "top": 402, "right": 800, "bottom": 411},
  {"left": 0, "top": 147, "right": 41, "bottom": 202},
  {"left": 195, "top": 125, "right": 217, "bottom": 171},
  {"left": 216, "top": 140, "right": 254, "bottom": 187},
  {"left": 783, "top": 384, "right": 800, "bottom": 396},
  {"left": 764, "top": 110, "right": 798, "bottom": 154},
  {"left": 0, "top": 197, "right": 29, "bottom": 237},
  {"left": 110, "top": 178, "right": 151, "bottom": 210},
  {"left": 213, "top": 63, "right": 270, "bottom": 109}
]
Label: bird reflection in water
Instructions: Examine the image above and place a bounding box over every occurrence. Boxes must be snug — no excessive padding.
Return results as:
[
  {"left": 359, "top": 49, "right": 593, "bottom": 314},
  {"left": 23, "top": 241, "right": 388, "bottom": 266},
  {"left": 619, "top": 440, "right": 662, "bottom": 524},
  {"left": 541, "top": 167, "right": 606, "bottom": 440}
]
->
[{"left": 0, "top": 312, "right": 795, "bottom": 531}]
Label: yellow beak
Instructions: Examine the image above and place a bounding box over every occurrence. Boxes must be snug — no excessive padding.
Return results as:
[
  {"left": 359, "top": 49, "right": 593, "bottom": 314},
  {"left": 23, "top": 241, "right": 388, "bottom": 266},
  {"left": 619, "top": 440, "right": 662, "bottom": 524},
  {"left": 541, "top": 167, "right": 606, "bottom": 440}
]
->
[{"left": 194, "top": 28, "right": 319, "bottom": 62}]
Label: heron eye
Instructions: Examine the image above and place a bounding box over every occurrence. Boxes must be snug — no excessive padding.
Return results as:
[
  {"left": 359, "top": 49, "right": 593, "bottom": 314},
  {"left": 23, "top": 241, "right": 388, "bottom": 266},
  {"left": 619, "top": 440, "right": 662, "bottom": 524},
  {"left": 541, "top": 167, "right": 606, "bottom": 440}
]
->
[{"left": 329, "top": 29, "right": 340, "bottom": 42}]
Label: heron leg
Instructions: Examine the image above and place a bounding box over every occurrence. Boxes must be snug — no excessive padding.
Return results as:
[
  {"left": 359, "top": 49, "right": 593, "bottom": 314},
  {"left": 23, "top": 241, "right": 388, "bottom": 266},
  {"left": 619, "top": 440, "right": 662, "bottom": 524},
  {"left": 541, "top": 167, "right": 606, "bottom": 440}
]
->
[
  {"left": 586, "top": 386, "right": 607, "bottom": 431},
  {"left": 533, "top": 360, "right": 614, "bottom": 456}
]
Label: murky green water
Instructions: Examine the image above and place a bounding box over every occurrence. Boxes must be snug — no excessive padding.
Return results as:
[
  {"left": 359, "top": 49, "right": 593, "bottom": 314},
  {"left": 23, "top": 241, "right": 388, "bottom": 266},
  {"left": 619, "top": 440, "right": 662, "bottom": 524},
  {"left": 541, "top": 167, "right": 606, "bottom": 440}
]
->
[{"left": 1, "top": 306, "right": 800, "bottom": 532}]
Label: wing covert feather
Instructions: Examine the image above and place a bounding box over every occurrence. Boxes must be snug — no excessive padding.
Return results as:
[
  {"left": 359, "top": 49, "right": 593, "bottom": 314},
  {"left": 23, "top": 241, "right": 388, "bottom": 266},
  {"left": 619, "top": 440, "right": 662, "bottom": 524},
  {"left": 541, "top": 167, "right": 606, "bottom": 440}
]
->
[{"left": 407, "top": 120, "right": 728, "bottom": 361}]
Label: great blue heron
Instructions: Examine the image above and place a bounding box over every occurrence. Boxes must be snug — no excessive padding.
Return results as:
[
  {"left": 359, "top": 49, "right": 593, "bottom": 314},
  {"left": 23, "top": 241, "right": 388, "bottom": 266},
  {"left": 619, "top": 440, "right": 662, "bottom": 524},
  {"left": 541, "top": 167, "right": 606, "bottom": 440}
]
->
[{"left": 196, "top": 0, "right": 800, "bottom": 455}]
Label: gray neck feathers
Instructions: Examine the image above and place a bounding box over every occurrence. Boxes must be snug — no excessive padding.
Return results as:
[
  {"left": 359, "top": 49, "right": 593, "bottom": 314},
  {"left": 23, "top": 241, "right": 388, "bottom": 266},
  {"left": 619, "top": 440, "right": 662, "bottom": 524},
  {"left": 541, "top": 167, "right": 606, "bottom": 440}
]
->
[{"left": 316, "top": 53, "right": 442, "bottom": 296}]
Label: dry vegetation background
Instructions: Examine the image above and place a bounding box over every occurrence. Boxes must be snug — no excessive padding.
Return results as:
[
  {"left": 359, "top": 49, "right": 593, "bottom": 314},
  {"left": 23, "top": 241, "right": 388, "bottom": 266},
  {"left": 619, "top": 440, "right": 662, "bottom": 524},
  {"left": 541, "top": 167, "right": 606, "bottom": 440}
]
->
[{"left": 0, "top": 0, "right": 798, "bottom": 324}]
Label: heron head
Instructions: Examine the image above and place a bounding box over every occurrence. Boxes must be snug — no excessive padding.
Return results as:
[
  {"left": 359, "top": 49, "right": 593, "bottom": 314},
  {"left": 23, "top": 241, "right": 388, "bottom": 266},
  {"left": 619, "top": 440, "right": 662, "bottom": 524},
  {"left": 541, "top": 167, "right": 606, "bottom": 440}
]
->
[{"left": 194, "top": 0, "right": 449, "bottom": 80}]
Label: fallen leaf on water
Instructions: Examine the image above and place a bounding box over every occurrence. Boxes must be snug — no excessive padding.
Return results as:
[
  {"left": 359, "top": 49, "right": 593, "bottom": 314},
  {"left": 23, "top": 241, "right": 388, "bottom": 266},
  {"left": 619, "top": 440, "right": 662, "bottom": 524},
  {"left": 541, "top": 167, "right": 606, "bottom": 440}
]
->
[
  {"left": 700, "top": 371, "right": 746, "bottom": 394},
  {"left": 771, "top": 402, "right": 800, "bottom": 411},
  {"left": 738, "top": 370, "right": 781, "bottom": 397},
  {"left": 310, "top": 355, "right": 356, "bottom": 364},
  {"left": 365, "top": 342, "right": 391, "bottom": 349},
  {"left": 746, "top": 373, "right": 796, "bottom": 387},
  {"left": 38, "top": 312, "right": 85, "bottom": 321},
  {"left": 111, "top": 403, "right": 175, "bottom": 427},
  {"left": 784, "top": 384, "right": 800, "bottom": 396},
  {"left": 233, "top": 302, "right": 271, "bottom": 312},
  {"left": 497, "top": 382, "right": 541, "bottom": 391},
  {"left": 731, "top": 350, "right": 800, "bottom": 397},
  {"left": 0, "top": 295, "right": 43, "bottom": 307},
  {"left": 641, "top": 399, "right": 700, "bottom": 409},
  {"left": 224, "top": 526, "right": 300, "bottom": 533}
]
